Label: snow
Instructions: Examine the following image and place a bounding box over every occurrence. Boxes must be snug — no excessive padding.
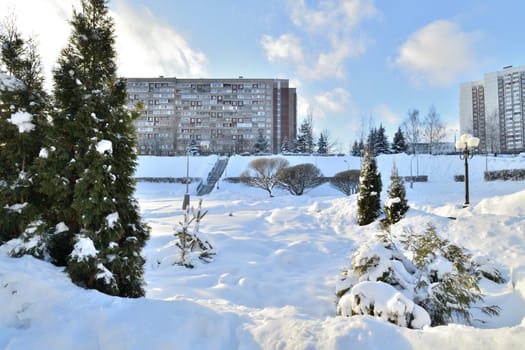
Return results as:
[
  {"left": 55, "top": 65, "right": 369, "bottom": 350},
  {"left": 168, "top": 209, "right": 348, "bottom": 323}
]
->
[
  {"left": 7, "top": 111, "right": 35, "bottom": 133},
  {"left": 96, "top": 139, "right": 113, "bottom": 154},
  {"left": 70, "top": 235, "right": 98, "bottom": 262},
  {"left": 106, "top": 212, "right": 119, "bottom": 228},
  {"left": 1, "top": 154, "right": 525, "bottom": 348}
]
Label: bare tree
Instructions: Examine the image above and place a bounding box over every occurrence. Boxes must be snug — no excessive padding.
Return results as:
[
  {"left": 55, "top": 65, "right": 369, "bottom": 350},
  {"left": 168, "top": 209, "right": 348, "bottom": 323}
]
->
[
  {"left": 424, "top": 105, "right": 445, "bottom": 154},
  {"left": 240, "top": 157, "right": 289, "bottom": 197},
  {"left": 402, "top": 109, "right": 421, "bottom": 154}
]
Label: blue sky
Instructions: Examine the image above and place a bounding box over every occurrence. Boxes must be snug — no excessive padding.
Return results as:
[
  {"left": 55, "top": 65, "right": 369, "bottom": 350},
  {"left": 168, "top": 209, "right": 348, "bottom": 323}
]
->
[{"left": 3, "top": 0, "right": 524, "bottom": 151}]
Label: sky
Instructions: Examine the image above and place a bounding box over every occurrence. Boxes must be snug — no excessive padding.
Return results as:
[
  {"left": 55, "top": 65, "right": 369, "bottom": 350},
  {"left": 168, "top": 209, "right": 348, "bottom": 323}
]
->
[{"left": 2, "top": 0, "right": 524, "bottom": 151}]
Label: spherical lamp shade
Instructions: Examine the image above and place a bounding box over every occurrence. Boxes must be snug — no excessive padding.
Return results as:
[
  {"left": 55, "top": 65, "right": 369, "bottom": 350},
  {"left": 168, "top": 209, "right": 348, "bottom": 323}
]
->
[
  {"left": 460, "top": 134, "right": 472, "bottom": 144},
  {"left": 468, "top": 137, "right": 480, "bottom": 148}
]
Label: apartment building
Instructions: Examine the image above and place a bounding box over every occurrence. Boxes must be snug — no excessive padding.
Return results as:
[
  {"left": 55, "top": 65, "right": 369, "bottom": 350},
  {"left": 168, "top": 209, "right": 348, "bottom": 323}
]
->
[
  {"left": 126, "top": 77, "right": 296, "bottom": 155},
  {"left": 460, "top": 65, "right": 525, "bottom": 153}
]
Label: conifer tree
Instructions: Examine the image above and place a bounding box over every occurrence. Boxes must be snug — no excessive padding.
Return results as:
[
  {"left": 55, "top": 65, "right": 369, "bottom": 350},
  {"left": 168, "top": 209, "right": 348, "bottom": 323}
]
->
[
  {"left": 317, "top": 132, "right": 328, "bottom": 154},
  {"left": 384, "top": 163, "right": 409, "bottom": 224},
  {"left": 392, "top": 127, "right": 408, "bottom": 153},
  {"left": 253, "top": 128, "right": 269, "bottom": 153},
  {"left": 375, "top": 124, "right": 389, "bottom": 154},
  {"left": 357, "top": 148, "right": 382, "bottom": 225},
  {"left": 30, "top": 0, "right": 149, "bottom": 297},
  {"left": 0, "top": 19, "right": 49, "bottom": 243}
]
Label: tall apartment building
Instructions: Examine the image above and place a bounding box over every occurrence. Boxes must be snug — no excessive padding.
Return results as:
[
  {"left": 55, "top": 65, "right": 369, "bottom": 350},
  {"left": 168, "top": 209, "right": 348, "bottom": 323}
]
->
[
  {"left": 460, "top": 65, "right": 525, "bottom": 153},
  {"left": 125, "top": 77, "right": 297, "bottom": 155}
]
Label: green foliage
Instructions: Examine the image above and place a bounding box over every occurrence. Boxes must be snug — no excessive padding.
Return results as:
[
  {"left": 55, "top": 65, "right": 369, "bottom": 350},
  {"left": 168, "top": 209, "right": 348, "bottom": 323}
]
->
[
  {"left": 330, "top": 169, "right": 360, "bottom": 196},
  {"left": 337, "top": 223, "right": 503, "bottom": 328},
  {"left": 357, "top": 149, "right": 382, "bottom": 225},
  {"left": 0, "top": 18, "right": 49, "bottom": 243},
  {"left": 8, "top": 0, "right": 149, "bottom": 298},
  {"left": 277, "top": 163, "right": 322, "bottom": 195},
  {"left": 384, "top": 163, "right": 409, "bottom": 225},
  {"left": 392, "top": 127, "right": 408, "bottom": 153}
]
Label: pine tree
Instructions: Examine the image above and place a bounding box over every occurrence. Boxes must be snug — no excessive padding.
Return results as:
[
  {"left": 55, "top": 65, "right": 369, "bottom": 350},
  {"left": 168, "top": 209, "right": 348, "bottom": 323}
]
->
[
  {"left": 392, "top": 127, "right": 408, "bottom": 153},
  {"left": 317, "top": 132, "right": 328, "bottom": 154},
  {"left": 375, "top": 124, "right": 389, "bottom": 154},
  {"left": 384, "top": 163, "right": 409, "bottom": 225},
  {"left": 253, "top": 128, "right": 269, "bottom": 153},
  {"left": 357, "top": 148, "right": 382, "bottom": 225},
  {"left": 296, "top": 118, "right": 314, "bottom": 153},
  {"left": 29, "top": 0, "right": 149, "bottom": 297},
  {"left": 0, "top": 19, "right": 49, "bottom": 243},
  {"left": 351, "top": 140, "right": 360, "bottom": 156}
]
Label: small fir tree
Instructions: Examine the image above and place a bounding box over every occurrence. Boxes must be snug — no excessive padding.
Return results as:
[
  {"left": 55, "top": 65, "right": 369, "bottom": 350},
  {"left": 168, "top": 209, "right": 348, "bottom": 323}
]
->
[
  {"left": 25, "top": 0, "right": 149, "bottom": 297},
  {"left": 357, "top": 148, "right": 382, "bottom": 225},
  {"left": 296, "top": 118, "right": 314, "bottom": 153},
  {"left": 375, "top": 124, "right": 390, "bottom": 154},
  {"left": 384, "top": 163, "right": 409, "bottom": 225}
]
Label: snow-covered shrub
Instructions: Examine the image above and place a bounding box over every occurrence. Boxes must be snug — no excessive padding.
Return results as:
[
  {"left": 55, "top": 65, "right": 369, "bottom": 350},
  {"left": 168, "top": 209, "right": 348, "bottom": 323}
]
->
[
  {"left": 173, "top": 199, "right": 214, "bottom": 268},
  {"left": 384, "top": 163, "right": 409, "bottom": 225},
  {"left": 277, "top": 163, "right": 322, "bottom": 195},
  {"left": 336, "top": 223, "right": 502, "bottom": 328},
  {"left": 240, "top": 157, "right": 289, "bottom": 197},
  {"left": 330, "top": 169, "right": 360, "bottom": 196}
]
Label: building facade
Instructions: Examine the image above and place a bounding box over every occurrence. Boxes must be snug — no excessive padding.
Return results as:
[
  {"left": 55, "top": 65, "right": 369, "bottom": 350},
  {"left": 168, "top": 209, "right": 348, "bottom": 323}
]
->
[
  {"left": 460, "top": 65, "right": 525, "bottom": 154},
  {"left": 126, "top": 77, "right": 296, "bottom": 155}
]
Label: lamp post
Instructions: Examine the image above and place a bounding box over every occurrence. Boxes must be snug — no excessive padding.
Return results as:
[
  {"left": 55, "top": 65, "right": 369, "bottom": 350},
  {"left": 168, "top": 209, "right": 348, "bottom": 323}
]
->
[
  {"left": 455, "top": 134, "right": 480, "bottom": 207},
  {"left": 182, "top": 145, "right": 190, "bottom": 210}
]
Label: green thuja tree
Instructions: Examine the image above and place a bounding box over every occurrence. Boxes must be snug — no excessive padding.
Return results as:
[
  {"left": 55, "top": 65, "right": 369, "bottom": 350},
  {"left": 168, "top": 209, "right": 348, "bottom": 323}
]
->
[
  {"left": 357, "top": 148, "right": 382, "bottom": 225},
  {"left": 28, "top": 0, "right": 149, "bottom": 297},
  {"left": 0, "top": 18, "right": 49, "bottom": 243},
  {"left": 384, "top": 162, "right": 409, "bottom": 225}
]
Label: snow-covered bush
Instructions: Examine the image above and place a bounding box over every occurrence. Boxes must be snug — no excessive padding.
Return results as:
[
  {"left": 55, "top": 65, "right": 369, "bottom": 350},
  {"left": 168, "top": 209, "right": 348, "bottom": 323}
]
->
[
  {"left": 240, "top": 157, "right": 289, "bottom": 197},
  {"left": 336, "top": 223, "right": 502, "bottom": 328},
  {"left": 277, "top": 163, "right": 322, "bottom": 195},
  {"left": 330, "top": 169, "right": 360, "bottom": 196},
  {"left": 169, "top": 199, "right": 214, "bottom": 268}
]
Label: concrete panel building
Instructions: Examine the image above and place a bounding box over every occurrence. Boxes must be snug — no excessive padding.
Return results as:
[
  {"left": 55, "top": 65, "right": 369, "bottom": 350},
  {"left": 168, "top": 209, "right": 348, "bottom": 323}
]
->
[
  {"left": 126, "top": 77, "right": 297, "bottom": 155},
  {"left": 460, "top": 65, "right": 525, "bottom": 153}
]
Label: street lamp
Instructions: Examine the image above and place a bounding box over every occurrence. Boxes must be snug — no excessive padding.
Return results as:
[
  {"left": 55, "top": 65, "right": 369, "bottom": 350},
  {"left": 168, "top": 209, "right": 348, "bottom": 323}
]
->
[
  {"left": 455, "top": 134, "right": 480, "bottom": 207},
  {"left": 182, "top": 145, "right": 190, "bottom": 210}
]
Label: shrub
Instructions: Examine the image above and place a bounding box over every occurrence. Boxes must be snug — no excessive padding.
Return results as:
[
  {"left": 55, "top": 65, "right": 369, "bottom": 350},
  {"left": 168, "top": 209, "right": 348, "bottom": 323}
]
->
[
  {"left": 240, "top": 157, "right": 289, "bottom": 197},
  {"left": 336, "top": 223, "right": 502, "bottom": 328},
  {"left": 384, "top": 163, "right": 409, "bottom": 225},
  {"left": 277, "top": 163, "right": 322, "bottom": 195},
  {"left": 330, "top": 169, "right": 360, "bottom": 196}
]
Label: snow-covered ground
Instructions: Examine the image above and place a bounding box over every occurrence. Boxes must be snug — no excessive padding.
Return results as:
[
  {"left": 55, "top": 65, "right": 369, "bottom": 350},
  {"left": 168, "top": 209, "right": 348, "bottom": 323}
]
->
[{"left": 2, "top": 153, "right": 525, "bottom": 349}]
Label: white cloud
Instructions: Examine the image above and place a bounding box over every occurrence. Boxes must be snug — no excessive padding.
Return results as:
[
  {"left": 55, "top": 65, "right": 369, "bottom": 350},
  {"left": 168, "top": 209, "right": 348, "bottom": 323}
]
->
[
  {"left": 394, "top": 20, "right": 479, "bottom": 86},
  {"left": 313, "top": 88, "right": 353, "bottom": 117},
  {"left": 262, "top": 0, "right": 378, "bottom": 80},
  {"left": 260, "top": 33, "right": 303, "bottom": 64},
  {"left": 0, "top": 0, "right": 208, "bottom": 87},
  {"left": 113, "top": 1, "right": 208, "bottom": 78},
  {"left": 373, "top": 104, "right": 400, "bottom": 125}
]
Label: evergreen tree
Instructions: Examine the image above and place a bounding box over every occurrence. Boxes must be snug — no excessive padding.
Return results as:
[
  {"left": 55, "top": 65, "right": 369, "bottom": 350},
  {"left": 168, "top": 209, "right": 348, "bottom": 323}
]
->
[
  {"left": 366, "top": 127, "right": 377, "bottom": 154},
  {"left": 253, "top": 128, "right": 269, "bottom": 153},
  {"left": 281, "top": 136, "right": 295, "bottom": 154},
  {"left": 351, "top": 140, "right": 360, "bottom": 156},
  {"left": 29, "top": 0, "right": 149, "bottom": 297},
  {"left": 357, "top": 148, "right": 382, "bottom": 226},
  {"left": 392, "top": 127, "right": 408, "bottom": 153},
  {"left": 317, "top": 132, "right": 328, "bottom": 154},
  {"left": 384, "top": 163, "right": 409, "bottom": 225},
  {"left": 296, "top": 118, "right": 314, "bottom": 153},
  {"left": 0, "top": 19, "right": 49, "bottom": 243},
  {"left": 375, "top": 124, "right": 389, "bottom": 154}
]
